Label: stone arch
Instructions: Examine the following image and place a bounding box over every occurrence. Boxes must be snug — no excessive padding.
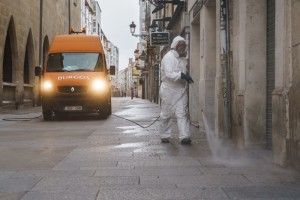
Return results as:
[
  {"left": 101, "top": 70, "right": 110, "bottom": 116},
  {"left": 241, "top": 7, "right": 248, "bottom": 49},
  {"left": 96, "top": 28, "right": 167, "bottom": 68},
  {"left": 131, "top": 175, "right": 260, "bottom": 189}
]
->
[
  {"left": 23, "top": 29, "right": 35, "bottom": 105},
  {"left": 2, "top": 16, "right": 19, "bottom": 107},
  {"left": 3, "top": 16, "right": 18, "bottom": 83},
  {"left": 43, "top": 35, "right": 50, "bottom": 68},
  {"left": 24, "top": 29, "right": 35, "bottom": 84}
]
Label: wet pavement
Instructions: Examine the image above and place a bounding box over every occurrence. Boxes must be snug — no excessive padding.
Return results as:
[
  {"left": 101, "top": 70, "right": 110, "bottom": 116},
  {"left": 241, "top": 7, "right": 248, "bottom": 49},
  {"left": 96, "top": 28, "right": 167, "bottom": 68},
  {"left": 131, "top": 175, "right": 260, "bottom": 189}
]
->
[{"left": 0, "top": 97, "right": 300, "bottom": 200}]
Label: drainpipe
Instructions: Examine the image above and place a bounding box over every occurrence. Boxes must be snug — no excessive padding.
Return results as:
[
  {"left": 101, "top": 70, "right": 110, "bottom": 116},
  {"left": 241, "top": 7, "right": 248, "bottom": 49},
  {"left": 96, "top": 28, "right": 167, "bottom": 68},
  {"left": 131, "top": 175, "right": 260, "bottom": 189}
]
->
[
  {"left": 39, "top": 0, "right": 43, "bottom": 67},
  {"left": 68, "top": 0, "right": 71, "bottom": 33},
  {"left": 220, "top": 0, "right": 232, "bottom": 137},
  {"left": 36, "top": 0, "right": 43, "bottom": 106}
]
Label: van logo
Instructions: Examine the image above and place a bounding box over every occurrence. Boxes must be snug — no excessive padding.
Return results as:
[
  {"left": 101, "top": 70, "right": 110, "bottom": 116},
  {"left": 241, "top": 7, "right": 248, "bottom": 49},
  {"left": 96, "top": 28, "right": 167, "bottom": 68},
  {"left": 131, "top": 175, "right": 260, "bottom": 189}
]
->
[
  {"left": 57, "top": 76, "right": 91, "bottom": 80},
  {"left": 70, "top": 87, "right": 75, "bottom": 92}
]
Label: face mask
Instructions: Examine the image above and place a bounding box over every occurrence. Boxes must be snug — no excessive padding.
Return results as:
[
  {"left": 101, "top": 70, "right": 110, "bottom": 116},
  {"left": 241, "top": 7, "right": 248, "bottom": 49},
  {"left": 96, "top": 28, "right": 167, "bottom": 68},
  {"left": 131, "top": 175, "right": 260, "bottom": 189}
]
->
[
  {"left": 176, "top": 42, "right": 187, "bottom": 57},
  {"left": 179, "top": 51, "right": 187, "bottom": 57}
]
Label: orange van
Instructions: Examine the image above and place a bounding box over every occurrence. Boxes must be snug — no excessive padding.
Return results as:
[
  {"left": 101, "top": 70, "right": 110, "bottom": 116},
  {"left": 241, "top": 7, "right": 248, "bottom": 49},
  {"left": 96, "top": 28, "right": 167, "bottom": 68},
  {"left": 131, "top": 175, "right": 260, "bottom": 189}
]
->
[{"left": 35, "top": 33, "right": 115, "bottom": 120}]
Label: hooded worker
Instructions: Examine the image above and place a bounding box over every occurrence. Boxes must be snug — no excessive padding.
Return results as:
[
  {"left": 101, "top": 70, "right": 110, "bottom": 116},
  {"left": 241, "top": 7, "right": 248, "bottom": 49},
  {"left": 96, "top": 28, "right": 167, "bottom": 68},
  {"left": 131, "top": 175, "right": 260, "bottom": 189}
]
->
[{"left": 159, "top": 35, "right": 194, "bottom": 144}]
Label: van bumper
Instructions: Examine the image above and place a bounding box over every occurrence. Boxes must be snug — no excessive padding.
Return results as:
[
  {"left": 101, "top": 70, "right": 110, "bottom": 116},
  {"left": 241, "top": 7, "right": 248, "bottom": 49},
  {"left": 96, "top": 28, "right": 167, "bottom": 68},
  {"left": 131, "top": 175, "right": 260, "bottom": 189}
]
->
[{"left": 42, "top": 95, "right": 110, "bottom": 113}]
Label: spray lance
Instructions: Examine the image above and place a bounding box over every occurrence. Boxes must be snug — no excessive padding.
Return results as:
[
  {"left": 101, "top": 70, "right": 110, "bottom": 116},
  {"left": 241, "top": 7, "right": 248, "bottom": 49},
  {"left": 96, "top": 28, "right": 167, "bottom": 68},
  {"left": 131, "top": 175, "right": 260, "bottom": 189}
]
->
[{"left": 182, "top": 72, "right": 200, "bottom": 128}]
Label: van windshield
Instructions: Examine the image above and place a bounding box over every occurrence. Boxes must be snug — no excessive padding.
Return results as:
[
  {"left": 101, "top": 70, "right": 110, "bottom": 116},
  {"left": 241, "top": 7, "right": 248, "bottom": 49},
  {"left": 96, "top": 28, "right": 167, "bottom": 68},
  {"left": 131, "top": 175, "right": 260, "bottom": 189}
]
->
[{"left": 46, "top": 53, "right": 103, "bottom": 72}]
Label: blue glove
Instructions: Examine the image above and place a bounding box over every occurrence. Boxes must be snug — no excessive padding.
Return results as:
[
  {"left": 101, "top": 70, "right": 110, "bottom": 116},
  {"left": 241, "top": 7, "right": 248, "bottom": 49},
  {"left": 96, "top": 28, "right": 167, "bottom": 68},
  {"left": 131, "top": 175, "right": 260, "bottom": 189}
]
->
[{"left": 181, "top": 72, "right": 194, "bottom": 84}]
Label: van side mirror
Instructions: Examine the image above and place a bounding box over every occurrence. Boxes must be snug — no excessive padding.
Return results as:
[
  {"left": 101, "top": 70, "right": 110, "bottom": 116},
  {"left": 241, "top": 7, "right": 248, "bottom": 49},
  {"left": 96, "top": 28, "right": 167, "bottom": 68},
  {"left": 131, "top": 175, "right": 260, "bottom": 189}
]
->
[
  {"left": 35, "top": 66, "right": 43, "bottom": 76},
  {"left": 109, "top": 65, "right": 115, "bottom": 75}
]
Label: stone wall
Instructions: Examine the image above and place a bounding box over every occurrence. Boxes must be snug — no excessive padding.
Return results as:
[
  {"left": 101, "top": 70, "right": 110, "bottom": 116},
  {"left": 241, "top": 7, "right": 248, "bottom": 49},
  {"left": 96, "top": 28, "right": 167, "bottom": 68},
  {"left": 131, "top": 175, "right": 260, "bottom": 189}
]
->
[
  {"left": 187, "top": 0, "right": 300, "bottom": 171},
  {"left": 0, "top": 0, "right": 81, "bottom": 108}
]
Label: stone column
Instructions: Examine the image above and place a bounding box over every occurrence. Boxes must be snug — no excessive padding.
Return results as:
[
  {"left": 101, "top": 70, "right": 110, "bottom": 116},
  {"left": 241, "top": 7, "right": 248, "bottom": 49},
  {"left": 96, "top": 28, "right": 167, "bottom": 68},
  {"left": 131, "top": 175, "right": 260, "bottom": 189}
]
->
[
  {"left": 199, "top": 5, "right": 217, "bottom": 132},
  {"left": 231, "top": 0, "right": 267, "bottom": 148}
]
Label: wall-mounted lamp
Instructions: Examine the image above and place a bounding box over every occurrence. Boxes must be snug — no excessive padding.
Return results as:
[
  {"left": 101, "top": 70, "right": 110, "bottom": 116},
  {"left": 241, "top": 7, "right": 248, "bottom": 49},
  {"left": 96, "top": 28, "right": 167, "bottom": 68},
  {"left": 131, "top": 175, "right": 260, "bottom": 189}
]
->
[{"left": 129, "top": 21, "right": 149, "bottom": 40}]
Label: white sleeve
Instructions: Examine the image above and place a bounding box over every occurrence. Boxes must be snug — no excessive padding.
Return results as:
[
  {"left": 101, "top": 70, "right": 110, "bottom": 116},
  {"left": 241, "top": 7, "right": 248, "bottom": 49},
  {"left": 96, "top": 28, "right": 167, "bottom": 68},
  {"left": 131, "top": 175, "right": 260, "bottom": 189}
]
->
[{"left": 161, "top": 54, "right": 181, "bottom": 82}]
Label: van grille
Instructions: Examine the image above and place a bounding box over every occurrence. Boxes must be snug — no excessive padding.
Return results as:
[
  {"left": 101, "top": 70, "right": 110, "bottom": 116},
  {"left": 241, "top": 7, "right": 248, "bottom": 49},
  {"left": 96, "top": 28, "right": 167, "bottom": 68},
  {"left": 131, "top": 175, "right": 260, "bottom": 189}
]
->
[{"left": 57, "top": 86, "right": 88, "bottom": 94}]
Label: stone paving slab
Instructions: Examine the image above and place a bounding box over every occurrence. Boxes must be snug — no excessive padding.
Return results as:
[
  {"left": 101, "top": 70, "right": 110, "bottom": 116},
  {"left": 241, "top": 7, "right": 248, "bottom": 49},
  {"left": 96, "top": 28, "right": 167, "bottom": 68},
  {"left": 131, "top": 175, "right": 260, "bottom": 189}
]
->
[
  {"left": 53, "top": 160, "right": 118, "bottom": 170},
  {"left": 11, "top": 170, "right": 95, "bottom": 179},
  {"left": 97, "top": 187, "right": 229, "bottom": 200},
  {"left": 140, "top": 174, "right": 251, "bottom": 187},
  {"left": 0, "top": 192, "right": 25, "bottom": 200},
  {"left": 31, "top": 176, "right": 139, "bottom": 191},
  {"left": 0, "top": 177, "right": 40, "bottom": 193},
  {"left": 0, "top": 146, "right": 75, "bottom": 171},
  {"left": 0, "top": 172, "right": 15, "bottom": 179},
  {"left": 21, "top": 189, "right": 98, "bottom": 200},
  {"left": 223, "top": 183, "right": 300, "bottom": 199},
  {"left": 94, "top": 167, "right": 202, "bottom": 177},
  {"left": 118, "top": 159, "right": 202, "bottom": 168}
]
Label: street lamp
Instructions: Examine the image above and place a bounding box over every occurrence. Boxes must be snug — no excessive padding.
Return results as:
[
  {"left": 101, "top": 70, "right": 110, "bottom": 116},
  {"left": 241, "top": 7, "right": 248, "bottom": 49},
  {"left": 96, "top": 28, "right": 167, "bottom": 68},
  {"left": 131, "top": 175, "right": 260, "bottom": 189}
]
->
[
  {"left": 129, "top": 21, "right": 136, "bottom": 35},
  {"left": 129, "top": 21, "right": 149, "bottom": 40}
]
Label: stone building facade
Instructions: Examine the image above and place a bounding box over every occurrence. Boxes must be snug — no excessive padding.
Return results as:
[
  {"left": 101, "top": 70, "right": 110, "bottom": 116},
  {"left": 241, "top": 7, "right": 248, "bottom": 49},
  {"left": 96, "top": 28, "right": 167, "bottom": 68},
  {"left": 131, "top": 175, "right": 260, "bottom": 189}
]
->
[
  {"left": 0, "top": 0, "right": 81, "bottom": 109},
  {"left": 187, "top": 0, "right": 300, "bottom": 171}
]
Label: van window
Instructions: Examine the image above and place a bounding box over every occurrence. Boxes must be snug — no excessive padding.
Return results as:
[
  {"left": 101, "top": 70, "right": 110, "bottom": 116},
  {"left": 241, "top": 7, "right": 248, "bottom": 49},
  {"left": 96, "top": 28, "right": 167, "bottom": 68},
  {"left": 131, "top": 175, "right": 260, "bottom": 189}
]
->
[{"left": 46, "top": 53, "right": 103, "bottom": 72}]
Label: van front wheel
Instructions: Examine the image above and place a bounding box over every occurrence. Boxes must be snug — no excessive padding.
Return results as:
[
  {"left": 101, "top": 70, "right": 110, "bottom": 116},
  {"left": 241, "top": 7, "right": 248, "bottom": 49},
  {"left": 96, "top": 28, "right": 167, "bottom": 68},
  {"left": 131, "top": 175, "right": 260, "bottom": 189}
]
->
[{"left": 43, "top": 110, "right": 52, "bottom": 121}]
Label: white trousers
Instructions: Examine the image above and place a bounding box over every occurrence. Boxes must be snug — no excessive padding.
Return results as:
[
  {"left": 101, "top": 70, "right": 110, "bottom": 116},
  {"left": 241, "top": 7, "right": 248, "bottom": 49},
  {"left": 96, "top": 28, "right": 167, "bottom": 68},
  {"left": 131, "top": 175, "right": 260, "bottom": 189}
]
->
[{"left": 159, "top": 91, "right": 190, "bottom": 140}]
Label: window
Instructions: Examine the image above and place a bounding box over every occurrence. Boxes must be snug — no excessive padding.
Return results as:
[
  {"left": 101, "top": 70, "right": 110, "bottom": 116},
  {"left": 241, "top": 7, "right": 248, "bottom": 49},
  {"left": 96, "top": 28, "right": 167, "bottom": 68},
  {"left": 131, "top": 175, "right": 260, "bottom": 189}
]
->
[{"left": 46, "top": 53, "right": 103, "bottom": 72}]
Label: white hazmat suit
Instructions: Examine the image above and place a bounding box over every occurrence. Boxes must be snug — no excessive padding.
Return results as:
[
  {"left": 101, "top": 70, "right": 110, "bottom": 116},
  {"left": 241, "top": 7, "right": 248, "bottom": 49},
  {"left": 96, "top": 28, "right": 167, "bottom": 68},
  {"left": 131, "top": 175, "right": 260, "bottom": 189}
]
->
[{"left": 159, "top": 36, "right": 191, "bottom": 142}]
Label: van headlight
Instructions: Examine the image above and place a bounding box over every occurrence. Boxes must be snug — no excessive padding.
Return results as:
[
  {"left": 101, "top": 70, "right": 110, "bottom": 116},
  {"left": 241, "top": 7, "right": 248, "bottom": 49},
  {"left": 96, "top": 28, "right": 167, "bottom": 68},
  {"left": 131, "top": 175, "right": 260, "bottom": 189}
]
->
[
  {"left": 92, "top": 79, "right": 105, "bottom": 91},
  {"left": 42, "top": 80, "right": 53, "bottom": 91}
]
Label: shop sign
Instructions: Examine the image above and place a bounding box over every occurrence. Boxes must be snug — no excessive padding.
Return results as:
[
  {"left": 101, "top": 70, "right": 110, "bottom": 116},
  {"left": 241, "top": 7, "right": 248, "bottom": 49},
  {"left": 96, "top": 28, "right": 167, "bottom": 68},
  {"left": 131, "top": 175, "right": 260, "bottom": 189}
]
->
[{"left": 150, "top": 32, "right": 170, "bottom": 46}]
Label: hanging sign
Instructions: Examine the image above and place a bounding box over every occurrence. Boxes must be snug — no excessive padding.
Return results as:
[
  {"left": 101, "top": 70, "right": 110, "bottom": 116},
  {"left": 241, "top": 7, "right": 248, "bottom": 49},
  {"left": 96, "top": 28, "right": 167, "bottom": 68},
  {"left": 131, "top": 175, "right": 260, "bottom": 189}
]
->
[{"left": 150, "top": 32, "right": 170, "bottom": 46}]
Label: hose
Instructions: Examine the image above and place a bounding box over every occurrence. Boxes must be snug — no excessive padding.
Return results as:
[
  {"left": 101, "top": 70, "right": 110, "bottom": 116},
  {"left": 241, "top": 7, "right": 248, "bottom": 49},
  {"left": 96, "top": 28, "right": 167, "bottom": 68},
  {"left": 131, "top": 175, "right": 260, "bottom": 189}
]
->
[
  {"left": 112, "top": 113, "right": 160, "bottom": 129},
  {"left": 1, "top": 112, "right": 161, "bottom": 128}
]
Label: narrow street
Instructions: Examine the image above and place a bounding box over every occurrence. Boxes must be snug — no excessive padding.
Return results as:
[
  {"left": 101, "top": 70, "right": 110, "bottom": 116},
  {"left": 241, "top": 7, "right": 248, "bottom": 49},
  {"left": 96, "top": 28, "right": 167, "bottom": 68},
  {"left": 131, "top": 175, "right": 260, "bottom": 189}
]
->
[{"left": 0, "top": 97, "right": 299, "bottom": 200}]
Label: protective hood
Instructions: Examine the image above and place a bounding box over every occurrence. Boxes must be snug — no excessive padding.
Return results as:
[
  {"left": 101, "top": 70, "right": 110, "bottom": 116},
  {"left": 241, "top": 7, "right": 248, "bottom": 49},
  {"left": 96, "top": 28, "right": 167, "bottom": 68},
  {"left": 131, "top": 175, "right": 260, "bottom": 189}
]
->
[{"left": 170, "top": 36, "right": 186, "bottom": 49}]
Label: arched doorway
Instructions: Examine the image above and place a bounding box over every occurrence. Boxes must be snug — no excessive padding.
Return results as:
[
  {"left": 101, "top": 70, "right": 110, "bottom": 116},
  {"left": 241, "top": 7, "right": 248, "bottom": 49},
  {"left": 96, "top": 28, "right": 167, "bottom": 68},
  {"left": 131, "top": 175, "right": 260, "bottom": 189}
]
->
[{"left": 2, "top": 17, "right": 18, "bottom": 108}]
